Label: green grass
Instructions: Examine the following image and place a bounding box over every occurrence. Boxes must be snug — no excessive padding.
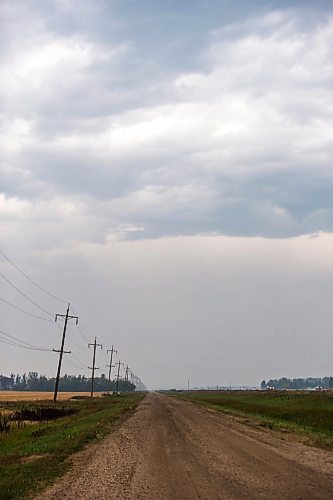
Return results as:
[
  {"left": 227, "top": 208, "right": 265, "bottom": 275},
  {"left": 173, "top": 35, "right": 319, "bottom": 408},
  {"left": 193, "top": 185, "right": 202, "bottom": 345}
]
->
[
  {"left": 169, "top": 390, "right": 333, "bottom": 449},
  {"left": 0, "top": 393, "right": 145, "bottom": 499}
]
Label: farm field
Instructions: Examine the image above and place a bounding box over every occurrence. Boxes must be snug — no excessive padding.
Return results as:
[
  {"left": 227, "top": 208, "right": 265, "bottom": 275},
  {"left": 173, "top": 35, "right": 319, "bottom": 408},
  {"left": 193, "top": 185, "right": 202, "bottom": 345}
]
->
[
  {"left": 0, "top": 392, "right": 145, "bottom": 499},
  {"left": 0, "top": 391, "right": 104, "bottom": 401},
  {"left": 169, "top": 390, "right": 333, "bottom": 448}
]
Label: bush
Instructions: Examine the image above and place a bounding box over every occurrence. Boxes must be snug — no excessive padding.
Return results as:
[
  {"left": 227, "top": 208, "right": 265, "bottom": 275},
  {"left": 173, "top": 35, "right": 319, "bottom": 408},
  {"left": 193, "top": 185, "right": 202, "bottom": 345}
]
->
[{"left": 11, "top": 406, "right": 78, "bottom": 422}]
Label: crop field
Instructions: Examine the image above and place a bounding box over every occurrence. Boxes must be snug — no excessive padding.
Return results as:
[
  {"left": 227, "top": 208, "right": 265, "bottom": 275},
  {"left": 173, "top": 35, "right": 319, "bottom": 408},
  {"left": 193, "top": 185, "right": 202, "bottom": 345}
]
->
[
  {"left": 0, "top": 392, "right": 145, "bottom": 499},
  {"left": 170, "top": 390, "right": 333, "bottom": 448},
  {"left": 0, "top": 391, "right": 103, "bottom": 401}
]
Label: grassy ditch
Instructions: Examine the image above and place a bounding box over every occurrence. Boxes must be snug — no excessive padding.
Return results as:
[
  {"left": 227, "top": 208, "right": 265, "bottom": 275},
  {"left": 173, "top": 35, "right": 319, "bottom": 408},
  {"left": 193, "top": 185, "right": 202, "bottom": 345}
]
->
[
  {"left": 0, "top": 393, "right": 145, "bottom": 499},
  {"left": 169, "top": 390, "right": 333, "bottom": 449}
]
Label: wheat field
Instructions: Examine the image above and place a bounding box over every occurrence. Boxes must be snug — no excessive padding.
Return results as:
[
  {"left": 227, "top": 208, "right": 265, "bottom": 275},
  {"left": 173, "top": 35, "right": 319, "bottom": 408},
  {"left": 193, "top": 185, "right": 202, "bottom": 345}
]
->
[{"left": 0, "top": 391, "right": 102, "bottom": 401}]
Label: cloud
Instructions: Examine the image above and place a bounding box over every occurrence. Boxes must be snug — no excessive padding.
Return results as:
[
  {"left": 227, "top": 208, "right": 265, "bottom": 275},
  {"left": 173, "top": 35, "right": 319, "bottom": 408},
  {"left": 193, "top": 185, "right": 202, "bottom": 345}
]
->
[
  {"left": 1, "top": 2, "right": 333, "bottom": 387},
  {"left": 1, "top": 5, "right": 333, "bottom": 246}
]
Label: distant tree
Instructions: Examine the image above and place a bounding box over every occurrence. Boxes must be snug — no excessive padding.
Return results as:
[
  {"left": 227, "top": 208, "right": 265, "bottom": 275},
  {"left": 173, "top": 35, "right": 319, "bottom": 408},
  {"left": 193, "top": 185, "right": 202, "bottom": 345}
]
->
[
  {"left": 260, "top": 376, "right": 333, "bottom": 390},
  {"left": 280, "top": 377, "right": 290, "bottom": 389},
  {"left": 27, "top": 372, "right": 39, "bottom": 390},
  {"left": 260, "top": 380, "right": 267, "bottom": 389},
  {"left": 15, "top": 374, "right": 21, "bottom": 388},
  {"left": 0, "top": 372, "right": 136, "bottom": 392},
  {"left": 0, "top": 375, "right": 13, "bottom": 390}
]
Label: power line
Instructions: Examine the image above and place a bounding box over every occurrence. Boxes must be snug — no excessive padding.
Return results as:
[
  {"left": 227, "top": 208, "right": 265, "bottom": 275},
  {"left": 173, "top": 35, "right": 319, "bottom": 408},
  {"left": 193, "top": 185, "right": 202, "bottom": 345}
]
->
[
  {"left": 0, "top": 338, "right": 50, "bottom": 352},
  {"left": 55, "top": 321, "right": 86, "bottom": 351},
  {"left": 70, "top": 306, "right": 90, "bottom": 343},
  {"left": 63, "top": 356, "right": 87, "bottom": 371},
  {"left": 72, "top": 352, "right": 87, "bottom": 367},
  {"left": 54, "top": 315, "right": 85, "bottom": 354},
  {"left": 0, "top": 270, "right": 53, "bottom": 317},
  {"left": 0, "top": 328, "right": 52, "bottom": 352},
  {"left": 77, "top": 324, "right": 89, "bottom": 343},
  {"left": 0, "top": 248, "right": 67, "bottom": 304},
  {"left": 0, "top": 337, "right": 39, "bottom": 350},
  {"left": 0, "top": 296, "right": 54, "bottom": 322},
  {"left": 67, "top": 337, "right": 86, "bottom": 350},
  {"left": 0, "top": 327, "right": 51, "bottom": 350}
]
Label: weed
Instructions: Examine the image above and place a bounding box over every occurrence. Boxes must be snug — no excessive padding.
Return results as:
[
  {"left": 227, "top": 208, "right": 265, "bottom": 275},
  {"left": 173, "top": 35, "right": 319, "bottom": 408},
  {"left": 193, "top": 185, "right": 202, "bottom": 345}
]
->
[{"left": 0, "top": 414, "right": 11, "bottom": 434}]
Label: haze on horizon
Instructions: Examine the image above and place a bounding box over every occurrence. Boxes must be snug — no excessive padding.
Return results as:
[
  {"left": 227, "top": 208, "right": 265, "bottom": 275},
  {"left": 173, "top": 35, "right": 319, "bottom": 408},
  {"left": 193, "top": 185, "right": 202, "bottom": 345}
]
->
[{"left": 1, "top": 0, "right": 333, "bottom": 389}]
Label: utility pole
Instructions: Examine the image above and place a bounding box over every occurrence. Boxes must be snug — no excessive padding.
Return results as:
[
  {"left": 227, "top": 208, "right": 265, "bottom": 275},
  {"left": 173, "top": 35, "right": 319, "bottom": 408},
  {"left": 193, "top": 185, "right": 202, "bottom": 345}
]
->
[
  {"left": 106, "top": 345, "right": 117, "bottom": 395},
  {"left": 125, "top": 365, "right": 129, "bottom": 382},
  {"left": 88, "top": 337, "right": 102, "bottom": 398},
  {"left": 116, "top": 359, "right": 123, "bottom": 393},
  {"left": 132, "top": 373, "right": 138, "bottom": 391},
  {"left": 53, "top": 303, "right": 78, "bottom": 402}
]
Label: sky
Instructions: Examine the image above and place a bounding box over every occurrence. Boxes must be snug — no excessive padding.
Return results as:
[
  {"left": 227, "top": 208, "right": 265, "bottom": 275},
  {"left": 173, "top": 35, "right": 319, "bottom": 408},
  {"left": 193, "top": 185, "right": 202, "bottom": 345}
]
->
[{"left": 1, "top": 0, "right": 333, "bottom": 389}]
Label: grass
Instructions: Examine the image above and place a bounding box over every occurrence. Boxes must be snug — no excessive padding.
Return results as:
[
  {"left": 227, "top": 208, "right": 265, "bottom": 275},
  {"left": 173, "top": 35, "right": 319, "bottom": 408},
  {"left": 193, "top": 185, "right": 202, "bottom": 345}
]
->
[
  {"left": 0, "top": 393, "right": 145, "bottom": 499},
  {"left": 169, "top": 390, "right": 333, "bottom": 449}
]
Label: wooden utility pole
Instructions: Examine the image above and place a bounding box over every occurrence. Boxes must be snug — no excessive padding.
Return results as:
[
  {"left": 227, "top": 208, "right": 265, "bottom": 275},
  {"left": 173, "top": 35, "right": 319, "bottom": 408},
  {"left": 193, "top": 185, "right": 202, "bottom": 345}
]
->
[
  {"left": 106, "top": 345, "right": 117, "bottom": 395},
  {"left": 88, "top": 337, "right": 102, "bottom": 398},
  {"left": 131, "top": 373, "right": 138, "bottom": 391},
  {"left": 116, "top": 359, "right": 123, "bottom": 393},
  {"left": 125, "top": 365, "right": 129, "bottom": 382},
  {"left": 53, "top": 303, "right": 78, "bottom": 402}
]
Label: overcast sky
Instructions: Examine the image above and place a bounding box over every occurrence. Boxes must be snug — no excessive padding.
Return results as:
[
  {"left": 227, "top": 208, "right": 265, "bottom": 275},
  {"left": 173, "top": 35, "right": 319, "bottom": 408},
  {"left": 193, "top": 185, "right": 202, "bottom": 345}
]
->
[{"left": 1, "top": 0, "right": 333, "bottom": 389}]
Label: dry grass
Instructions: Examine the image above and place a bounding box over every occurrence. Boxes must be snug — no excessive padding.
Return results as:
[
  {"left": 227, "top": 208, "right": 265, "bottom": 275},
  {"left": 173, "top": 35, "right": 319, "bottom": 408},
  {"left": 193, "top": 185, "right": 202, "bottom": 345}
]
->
[{"left": 0, "top": 391, "right": 103, "bottom": 401}]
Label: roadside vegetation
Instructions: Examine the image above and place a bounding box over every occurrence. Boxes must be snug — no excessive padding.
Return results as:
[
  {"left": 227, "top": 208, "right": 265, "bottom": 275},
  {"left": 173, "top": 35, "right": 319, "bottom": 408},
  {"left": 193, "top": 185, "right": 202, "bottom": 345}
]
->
[
  {"left": 169, "top": 390, "right": 333, "bottom": 449},
  {"left": 0, "top": 393, "right": 145, "bottom": 499}
]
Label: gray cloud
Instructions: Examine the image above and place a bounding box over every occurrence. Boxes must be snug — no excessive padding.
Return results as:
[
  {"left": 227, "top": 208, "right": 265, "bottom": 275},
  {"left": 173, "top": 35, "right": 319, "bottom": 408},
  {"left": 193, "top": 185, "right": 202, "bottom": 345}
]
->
[
  {"left": 1, "top": 1, "right": 333, "bottom": 387},
  {"left": 2, "top": 3, "right": 333, "bottom": 243}
]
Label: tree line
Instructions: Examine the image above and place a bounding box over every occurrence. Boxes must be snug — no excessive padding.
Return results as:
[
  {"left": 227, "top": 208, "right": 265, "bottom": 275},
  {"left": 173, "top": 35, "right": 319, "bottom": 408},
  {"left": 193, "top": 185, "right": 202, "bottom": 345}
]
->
[
  {"left": 261, "top": 376, "right": 333, "bottom": 390},
  {"left": 0, "top": 372, "right": 135, "bottom": 392}
]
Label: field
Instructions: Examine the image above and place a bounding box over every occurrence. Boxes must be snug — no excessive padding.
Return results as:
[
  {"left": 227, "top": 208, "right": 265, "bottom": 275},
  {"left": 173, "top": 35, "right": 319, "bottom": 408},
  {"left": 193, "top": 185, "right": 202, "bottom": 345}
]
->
[
  {"left": 0, "top": 392, "right": 145, "bottom": 499},
  {"left": 0, "top": 391, "right": 103, "bottom": 401},
  {"left": 169, "top": 390, "right": 333, "bottom": 449}
]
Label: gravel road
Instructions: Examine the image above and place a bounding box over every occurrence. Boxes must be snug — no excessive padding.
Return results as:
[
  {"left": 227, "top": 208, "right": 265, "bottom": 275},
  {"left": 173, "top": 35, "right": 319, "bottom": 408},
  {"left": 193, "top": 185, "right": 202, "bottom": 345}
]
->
[{"left": 38, "top": 392, "right": 333, "bottom": 499}]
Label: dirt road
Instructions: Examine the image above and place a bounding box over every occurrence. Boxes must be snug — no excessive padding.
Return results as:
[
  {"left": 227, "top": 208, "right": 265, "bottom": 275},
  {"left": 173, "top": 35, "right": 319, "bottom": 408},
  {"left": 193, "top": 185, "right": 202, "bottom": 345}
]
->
[{"left": 39, "top": 392, "right": 333, "bottom": 499}]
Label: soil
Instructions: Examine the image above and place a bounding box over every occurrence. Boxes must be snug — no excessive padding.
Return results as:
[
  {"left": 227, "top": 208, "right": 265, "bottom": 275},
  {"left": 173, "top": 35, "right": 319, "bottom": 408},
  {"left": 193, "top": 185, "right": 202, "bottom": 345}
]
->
[{"left": 37, "top": 392, "right": 333, "bottom": 499}]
